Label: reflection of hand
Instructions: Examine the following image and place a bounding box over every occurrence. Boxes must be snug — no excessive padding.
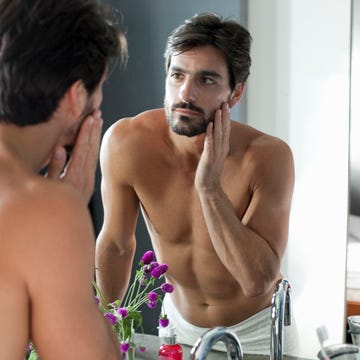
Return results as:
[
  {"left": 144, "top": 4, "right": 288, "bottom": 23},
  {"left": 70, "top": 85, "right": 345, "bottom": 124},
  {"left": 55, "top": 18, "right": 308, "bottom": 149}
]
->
[
  {"left": 47, "top": 110, "right": 103, "bottom": 204},
  {"left": 195, "top": 102, "right": 231, "bottom": 192}
]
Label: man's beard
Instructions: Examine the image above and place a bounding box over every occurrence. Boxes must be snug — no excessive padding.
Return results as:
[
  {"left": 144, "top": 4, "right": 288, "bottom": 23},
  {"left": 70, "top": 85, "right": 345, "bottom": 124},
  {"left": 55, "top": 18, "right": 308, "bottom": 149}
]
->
[
  {"left": 164, "top": 100, "right": 210, "bottom": 137},
  {"left": 64, "top": 97, "right": 96, "bottom": 155}
]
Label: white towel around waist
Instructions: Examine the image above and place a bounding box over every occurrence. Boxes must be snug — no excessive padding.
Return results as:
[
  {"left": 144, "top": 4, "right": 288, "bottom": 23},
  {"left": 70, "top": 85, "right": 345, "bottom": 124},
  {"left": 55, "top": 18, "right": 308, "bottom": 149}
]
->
[{"left": 162, "top": 293, "right": 299, "bottom": 355}]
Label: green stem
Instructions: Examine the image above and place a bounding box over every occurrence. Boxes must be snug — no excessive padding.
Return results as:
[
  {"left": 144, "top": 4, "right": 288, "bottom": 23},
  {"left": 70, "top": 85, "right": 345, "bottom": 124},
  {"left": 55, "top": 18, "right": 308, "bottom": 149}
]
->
[
  {"left": 123, "top": 270, "right": 141, "bottom": 307},
  {"left": 92, "top": 280, "right": 109, "bottom": 313},
  {"left": 127, "top": 274, "right": 153, "bottom": 309}
]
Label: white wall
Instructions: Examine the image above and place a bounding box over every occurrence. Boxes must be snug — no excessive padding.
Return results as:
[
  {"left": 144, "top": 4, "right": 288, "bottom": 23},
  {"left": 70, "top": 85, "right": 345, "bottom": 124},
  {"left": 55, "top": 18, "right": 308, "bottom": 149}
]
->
[{"left": 247, "top": 1, "right": 351, "bottom": 358}]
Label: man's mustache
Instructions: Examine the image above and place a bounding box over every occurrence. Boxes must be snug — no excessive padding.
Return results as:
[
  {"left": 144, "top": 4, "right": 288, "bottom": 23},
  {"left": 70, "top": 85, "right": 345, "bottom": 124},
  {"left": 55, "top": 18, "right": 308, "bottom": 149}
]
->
[{"left": 171, "top": 102, "right": 205, "bottom": 115}]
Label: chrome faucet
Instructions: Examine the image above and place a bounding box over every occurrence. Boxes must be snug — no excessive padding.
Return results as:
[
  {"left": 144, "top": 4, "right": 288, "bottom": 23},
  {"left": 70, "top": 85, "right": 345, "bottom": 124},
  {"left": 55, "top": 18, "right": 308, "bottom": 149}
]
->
[
  {"left": 270, "top": 278, "right": 292, "bottom": 360},
  {"left": 189, "top": 326, "right": 243, "bottom": 360}
]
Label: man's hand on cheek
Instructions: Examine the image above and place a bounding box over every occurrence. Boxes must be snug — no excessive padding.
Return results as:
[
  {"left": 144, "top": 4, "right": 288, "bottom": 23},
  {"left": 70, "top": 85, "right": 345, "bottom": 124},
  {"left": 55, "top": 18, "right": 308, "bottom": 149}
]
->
[
  {"left": 46, "top": 110, "right": 103, "bottom": 204},
  {"left": 195, "top": 103, "right": 230, "bottom": 192}
]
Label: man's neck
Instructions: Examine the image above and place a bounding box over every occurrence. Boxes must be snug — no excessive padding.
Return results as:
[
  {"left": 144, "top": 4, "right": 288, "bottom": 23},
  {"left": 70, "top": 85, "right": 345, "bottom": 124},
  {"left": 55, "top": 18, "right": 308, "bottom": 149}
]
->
[
  {"left": 0, "top": 122, "right": 57, "bottom": 173},
  {"left": 167, "top": 126, "right": 206, "bottom": 158}
]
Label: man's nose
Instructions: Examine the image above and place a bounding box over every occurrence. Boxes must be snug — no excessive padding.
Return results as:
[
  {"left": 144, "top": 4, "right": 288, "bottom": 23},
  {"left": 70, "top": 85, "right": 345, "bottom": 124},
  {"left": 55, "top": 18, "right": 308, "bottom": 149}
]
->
[{"left": 179, "top": 79, "right": 197, "bottom": 103}]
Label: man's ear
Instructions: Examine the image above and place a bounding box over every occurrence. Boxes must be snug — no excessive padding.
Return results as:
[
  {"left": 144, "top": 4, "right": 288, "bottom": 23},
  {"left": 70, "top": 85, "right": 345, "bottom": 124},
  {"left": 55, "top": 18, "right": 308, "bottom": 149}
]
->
[
  {"left": 229, "top": 83, "right": 245, "bottom": 108},
  {"left": 67, "top": 80, "right": 88, "bottom": 118}
]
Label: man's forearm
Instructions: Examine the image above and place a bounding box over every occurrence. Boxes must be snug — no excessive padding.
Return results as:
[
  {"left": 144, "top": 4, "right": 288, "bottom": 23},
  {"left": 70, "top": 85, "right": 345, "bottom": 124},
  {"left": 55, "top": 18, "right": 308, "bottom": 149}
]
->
[
  {"left": 95, "top": 239, "right": 134, "bottom": 304},
  {"left": 197, "top": 187, "right": 280, "bottom": 297}
]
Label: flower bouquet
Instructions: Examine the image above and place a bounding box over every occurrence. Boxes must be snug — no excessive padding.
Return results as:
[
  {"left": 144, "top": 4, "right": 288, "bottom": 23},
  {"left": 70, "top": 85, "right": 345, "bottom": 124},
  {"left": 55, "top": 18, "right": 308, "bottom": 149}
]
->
[
  {"left": 26, "top": 250, "right": 173, "bottom": 360},
  {"left": 94, "top": 250, "right": 173, "bottom": 359}
]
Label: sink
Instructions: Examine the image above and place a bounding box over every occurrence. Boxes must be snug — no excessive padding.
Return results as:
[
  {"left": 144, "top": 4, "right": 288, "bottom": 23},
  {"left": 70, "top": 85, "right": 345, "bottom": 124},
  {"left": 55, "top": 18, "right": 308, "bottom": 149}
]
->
[{"left": 317, "top": 344, "right": 360, "bottom": 360}]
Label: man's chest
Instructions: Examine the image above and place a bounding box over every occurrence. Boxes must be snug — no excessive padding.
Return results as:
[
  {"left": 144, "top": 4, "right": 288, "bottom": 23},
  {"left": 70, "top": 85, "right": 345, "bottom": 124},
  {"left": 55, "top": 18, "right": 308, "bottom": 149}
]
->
[{"left": 135, "top": 165, "right": 252, "bottom": 238}]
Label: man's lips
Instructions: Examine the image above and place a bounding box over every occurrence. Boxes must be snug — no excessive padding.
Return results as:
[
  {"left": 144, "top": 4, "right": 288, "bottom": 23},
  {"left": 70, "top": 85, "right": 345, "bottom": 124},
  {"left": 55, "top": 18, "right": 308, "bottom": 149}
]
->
[{"left": 174, "top": 108, "right": 201, "bottom": 117}]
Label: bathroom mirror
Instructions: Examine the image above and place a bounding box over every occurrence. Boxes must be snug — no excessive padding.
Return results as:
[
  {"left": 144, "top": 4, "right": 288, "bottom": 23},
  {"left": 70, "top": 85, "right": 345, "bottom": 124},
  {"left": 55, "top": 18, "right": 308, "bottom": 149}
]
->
[{"left": 91, "top": 1, "right": 352, "bottom": 359}]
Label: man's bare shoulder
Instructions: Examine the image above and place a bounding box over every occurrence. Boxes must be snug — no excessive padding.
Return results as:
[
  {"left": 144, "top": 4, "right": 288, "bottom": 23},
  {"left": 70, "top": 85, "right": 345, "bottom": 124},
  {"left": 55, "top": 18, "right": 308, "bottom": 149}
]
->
[
  {"left": 0, "top": 172, "right": 101, "bottom": 358},
  {"left": 105, "top": 108, "right": 166, "bottom": 144},
  {"left": 230, "top": 122, "right": 294, "bottom": 196},
  {"left": 1, "top": 173, "right": 83, "bottom": 208},
  {"left": 0, "top": 175, "right": 91, "bottom": 257},
  {"left": 100, "top": 108, "right": 167, "bottom": 168},
  {"left": 231, "top": 121, "right": 293, "bottom": 162}
]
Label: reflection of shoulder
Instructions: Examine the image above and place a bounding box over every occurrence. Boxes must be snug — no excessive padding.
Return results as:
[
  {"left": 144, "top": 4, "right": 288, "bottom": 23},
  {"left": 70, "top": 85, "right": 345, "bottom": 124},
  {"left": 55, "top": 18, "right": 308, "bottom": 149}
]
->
[
  {"left": 242, "top": 122, "right": 290, "bottom": 149},
  {"left": 103, "top": 108, "right": 166, "bottom": 152},
  {"left": 109, "top": 108, "right": 164, "bottom": 135},
  {"left": 232, "top": 122, "right": 293, "bottom": 168}
]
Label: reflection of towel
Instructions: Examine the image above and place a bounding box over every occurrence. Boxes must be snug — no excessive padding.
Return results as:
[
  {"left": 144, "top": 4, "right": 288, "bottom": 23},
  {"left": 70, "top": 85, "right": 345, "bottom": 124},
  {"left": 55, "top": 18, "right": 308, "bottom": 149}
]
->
[{"left": 162, "top": 294, "right": 299, "bottom": 355}]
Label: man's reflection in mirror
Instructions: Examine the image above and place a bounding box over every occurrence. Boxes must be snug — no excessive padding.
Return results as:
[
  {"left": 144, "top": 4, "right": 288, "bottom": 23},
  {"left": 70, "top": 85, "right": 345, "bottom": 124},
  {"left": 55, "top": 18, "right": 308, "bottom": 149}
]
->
[{"left": 96, "top": 12, "right": 298, "bottom": 355}]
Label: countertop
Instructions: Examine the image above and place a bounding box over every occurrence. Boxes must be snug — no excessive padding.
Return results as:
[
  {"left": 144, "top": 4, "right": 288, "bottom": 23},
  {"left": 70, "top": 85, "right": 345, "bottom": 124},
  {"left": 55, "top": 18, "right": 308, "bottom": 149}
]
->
[{"left": 133, "top": 333, "right": 309, "bottom": 360}]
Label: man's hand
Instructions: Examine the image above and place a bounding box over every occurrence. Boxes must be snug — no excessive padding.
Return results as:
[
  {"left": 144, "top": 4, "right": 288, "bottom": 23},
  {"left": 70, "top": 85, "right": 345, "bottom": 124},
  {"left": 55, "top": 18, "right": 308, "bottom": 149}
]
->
[
  {"left": 47, "top": 110, "right": 103, "bottom": 204},
  {"left": 195, "top": 102, "right": 231, "bottom": 192}
]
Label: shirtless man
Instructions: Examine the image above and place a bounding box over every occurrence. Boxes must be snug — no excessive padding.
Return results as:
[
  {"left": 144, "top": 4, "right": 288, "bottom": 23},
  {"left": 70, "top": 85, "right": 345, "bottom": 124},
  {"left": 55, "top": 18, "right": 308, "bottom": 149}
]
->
[
  {"left": 96, "top": 13, "right": 296, "bottom": 354},
  {"left": 0, "top": 0, "right": 128, "bottom": 359}
]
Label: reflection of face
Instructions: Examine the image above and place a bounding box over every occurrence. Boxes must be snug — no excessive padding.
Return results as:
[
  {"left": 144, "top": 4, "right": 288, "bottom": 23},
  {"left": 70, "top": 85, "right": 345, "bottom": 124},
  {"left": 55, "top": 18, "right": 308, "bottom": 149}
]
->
[{"left": 164, "top": 45, "right": 232, "bottom": 137}]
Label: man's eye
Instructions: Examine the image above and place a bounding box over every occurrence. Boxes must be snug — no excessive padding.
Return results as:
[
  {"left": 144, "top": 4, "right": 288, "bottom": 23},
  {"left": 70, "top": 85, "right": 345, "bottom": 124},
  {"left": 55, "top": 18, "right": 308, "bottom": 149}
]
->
[
  {"left": 171, "top": 73, "right": 182, "bottom": 80},
  {"left": 203, "top": 77, "right": 215, "bottom": 85}
]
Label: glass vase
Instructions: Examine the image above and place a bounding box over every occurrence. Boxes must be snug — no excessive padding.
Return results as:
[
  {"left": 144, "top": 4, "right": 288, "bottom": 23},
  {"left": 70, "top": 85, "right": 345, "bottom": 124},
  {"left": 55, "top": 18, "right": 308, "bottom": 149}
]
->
[{"left": 122, "top": 347, "right": 135, "bottom": 360}]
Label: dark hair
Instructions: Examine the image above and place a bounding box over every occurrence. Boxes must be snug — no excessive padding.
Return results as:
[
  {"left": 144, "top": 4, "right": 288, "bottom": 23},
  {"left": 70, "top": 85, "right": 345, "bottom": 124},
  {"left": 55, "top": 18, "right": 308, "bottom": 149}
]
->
[
  {"left": 164, "top": 12, "right": 252, "bottom": 90},
  {"left": 0, "top": 0, "right": 128, "bottom": 126}
]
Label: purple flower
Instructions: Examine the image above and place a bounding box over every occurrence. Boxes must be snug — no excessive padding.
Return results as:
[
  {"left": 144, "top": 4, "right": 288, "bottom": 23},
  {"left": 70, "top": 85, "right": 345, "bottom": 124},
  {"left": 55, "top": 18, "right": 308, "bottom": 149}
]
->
[
  {"left": 159, "top": 315, "right": 170, "bottom": 328},
  {"left": 150, "top": 267, "right": 162, "bottom": 279},
  {"left": 147, "top": 300, "right": 157, "bottom": 309},
  {"left": 138, "top": 273, "right": 150, "bottom": 285},
  {"left": 161, "top": 283, "right": 174, "bottom": 293},
  {"left": 151, "top": 263, "right": 168, "bottom": 278},
  {"left": 141, "top": 250, "right": 155, "bottom": 265},
  {"left": 94, "top": 296, "right": 100, "bottom": 305},
  {"left": 117, "top": 307, "right": 128, "bottom": 318},
  {"left": 104, "top": 312, "right": 117, "bottom": 325},
  {"left": 120, "top": 342, "right": 130, "bottom": 353},
  {"left": 144, "top": 262, "right": 158, "bottom": 273},
  {"left": 148, "top": 291, "right": 158, "bottom": 302},
  {"left": 162, "top": 264, "right": 168, "bottom": 272},
  {"left": 139, "top": 345, "right": 147, "bottom": 353}
]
